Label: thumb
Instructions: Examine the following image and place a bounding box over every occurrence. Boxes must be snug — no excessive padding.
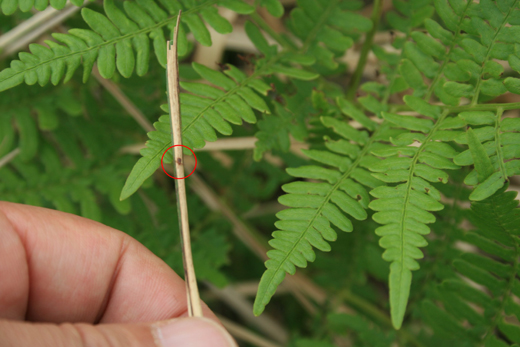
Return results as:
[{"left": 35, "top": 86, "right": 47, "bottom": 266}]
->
[{"left": 0, "top": 317, "right": 237, "bottom": 347}]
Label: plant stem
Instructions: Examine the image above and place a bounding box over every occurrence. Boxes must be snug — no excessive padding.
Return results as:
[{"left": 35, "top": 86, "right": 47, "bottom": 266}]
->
[
  {"left": 218, "top": 315, "right": 284, "bottom": 347},
  {"left": 346, "top": 0, "right": 383, "bottom": 101}
]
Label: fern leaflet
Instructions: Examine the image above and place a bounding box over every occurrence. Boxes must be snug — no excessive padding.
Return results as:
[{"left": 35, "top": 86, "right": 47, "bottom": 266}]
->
[
  {"left": 454, "top": 110, "right": 520, "bottom": 201},
  {"left": 120, "top": 56, "right": 319, "bottom": 199},
  {"left": 367, "top": 96, "right": 462, "bottom": 329},
  {"left": 421, "top": 185, "right": 520, "bottom": 346},
  {"left": 253, "top": 102, "right": 382, "bottom": 316},
  {"left": 0, "top": 0, "right": 255, "bottom": 91}
]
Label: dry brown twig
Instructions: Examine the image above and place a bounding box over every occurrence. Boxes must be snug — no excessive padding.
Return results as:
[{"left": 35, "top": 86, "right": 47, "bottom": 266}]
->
[{"left": 166, "top": 10, "right": 203, "bottom": 318}]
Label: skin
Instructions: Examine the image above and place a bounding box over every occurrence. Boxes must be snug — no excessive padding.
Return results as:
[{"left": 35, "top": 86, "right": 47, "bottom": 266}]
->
[{"left": 0, "top": 202, "right": 220, "bottom": 346}]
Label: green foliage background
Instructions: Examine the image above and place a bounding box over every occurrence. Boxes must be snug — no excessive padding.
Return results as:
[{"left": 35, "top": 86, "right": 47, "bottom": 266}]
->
[{"left": 2, "top": 0, "right": 520, "bottom": 346}]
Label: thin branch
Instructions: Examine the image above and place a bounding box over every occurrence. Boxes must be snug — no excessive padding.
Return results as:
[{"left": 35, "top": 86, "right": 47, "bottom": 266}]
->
[
  {"left": 197, "top": 137, "right": 257, "bottom": 150},
  {"left": 218, "top": 315, "right": 283, "bottom": 347},
  {"left": 120, "top": 136, "right": 309, "bottom": 154},
  {"left": 0, "top": 148, "right": 21, "bottom": 169},
  {"left": 166, "top": 10, "right": 203, "bottom": 317},
  {"left": 345, "top": 0, "right": 383, "bottom": 100}
]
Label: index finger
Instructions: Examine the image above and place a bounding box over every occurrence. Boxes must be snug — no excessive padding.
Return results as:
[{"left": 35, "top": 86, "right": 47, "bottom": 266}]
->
[{"left": 0, "top": 202, "right": 215, "bottom": 324}]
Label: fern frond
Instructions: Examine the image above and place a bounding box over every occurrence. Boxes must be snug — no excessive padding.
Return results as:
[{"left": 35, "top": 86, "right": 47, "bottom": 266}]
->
[
  {"left": 1, "top": 86, "right": 82, "bottom": 161},
  {"left": 286, "top": 0, "right": 372, "bottom": 70},
  {"left": 366, "top": 96, "right": 462, "bottom": 329},
  {"left": 356, "top": 1, "right": 435, "bottom": 114},
  {"left": 254, "top": 102, "right": 307, "bottom": 161},
  {"left": 253, "top": 80, "right": 312, "bottom": 161},
  {"left": 454, "top": 111, "right": 520, "bottom": 201},
  {"left": 1, "top": 105, "right": 38, "bottom": 161},
  {"left": 0, "top": 134, "right": 132, "bottom": 221},
  {"left": 120, "top": 12, "right": 324, "bottom": 199},
  {"left": 389, "top": 0, "right": 473, "bottom": 104},
  {"left": 243, "top": 20, "right": 320, "bottom": 80},
  {"left": 0, "top": 0, "right": 255, "bottom": 91},
  {"left": 258, "top": 0, "right": 283, "bottom": 18},
  {"left": 253, "top": 101, "right": 383, "bottom": 316},
  {"left": 0, "top": 86, "right": 82, "bottom": 151},
  {"left": 405, "top": 0, "right": 520, "bottom": 105},
  {"left": 0, "top": 0, "right": 85, "bottom": 15},
  {"left": 420, "top": 186, "right": 520, "bottom": 345},
  {"left": 120, "top": 62, "right": 276, "bottom": 200},
  {"left": 328, "top": 313, "right": 395, "bottom": 347}
]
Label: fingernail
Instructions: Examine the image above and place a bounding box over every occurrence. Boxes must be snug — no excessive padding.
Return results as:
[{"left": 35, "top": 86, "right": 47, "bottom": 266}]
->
[{"left": 153, "top": 317, "right": 237, "bottom": 347}]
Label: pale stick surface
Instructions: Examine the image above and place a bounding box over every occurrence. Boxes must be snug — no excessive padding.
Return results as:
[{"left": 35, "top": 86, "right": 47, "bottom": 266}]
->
[{"left": 166, "top": 10, "right": 203, "bottom": 317}]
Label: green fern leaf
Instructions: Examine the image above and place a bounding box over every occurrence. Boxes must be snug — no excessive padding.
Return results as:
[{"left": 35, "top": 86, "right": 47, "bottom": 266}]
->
[
  {"left": 367, "top": 96, "right": 461, "bottom": 329},
  {"left": 0, "top": 85, "right": 82, "bottom": 159},
  {"left": 416, "top": 0, "right": 520, "bottom": 104},
  {"left": 259, "top": 0, "right": 284, "bottom": 18},
  {"left": 253, "top": 107, "right": 384, "bottom": 316},
  {"left": 254, "top": 101, "right": 307, "bottom": 161},
  {"left": 0, "top": 131, "right": 132, "bottom": 222},
  {"left": 0, "top": 0, "right": 251, "bottom": 91},
  {"left": 287, "top": 0, "right": 372, "bottom": 70},
  {"left": 356, "top": 2, "right": 434, "bottom": 115},
  {"left": 454, "top": 110, "right": 520, "bottom": 201},
  {"left": 14, "top": 107, "right": 38, "bottom": 162},
  {"left": 422, "top": 186, "right": 520, "bottom": 345},
  {"left": 120, "top": 62, "right": 272, "bottom": 200},
  {"left": 0, "top": 0, "right": 83, "bottom": 15}
]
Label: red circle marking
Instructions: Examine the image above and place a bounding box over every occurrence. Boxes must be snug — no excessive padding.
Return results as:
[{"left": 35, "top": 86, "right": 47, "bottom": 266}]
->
[{"left": 161, "top": 145, "right": 197, "bottom": 179}]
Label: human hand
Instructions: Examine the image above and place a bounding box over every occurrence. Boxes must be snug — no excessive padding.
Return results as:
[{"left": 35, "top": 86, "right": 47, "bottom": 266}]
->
[{"left": 0, "top": 202, "right": 237, "bottom": 347}]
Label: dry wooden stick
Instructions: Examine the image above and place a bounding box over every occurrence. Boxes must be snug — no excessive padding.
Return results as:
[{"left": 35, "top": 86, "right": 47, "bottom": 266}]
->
[{"left": 166, "top": 10, "right": 203, "bottom": 317}]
